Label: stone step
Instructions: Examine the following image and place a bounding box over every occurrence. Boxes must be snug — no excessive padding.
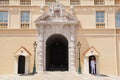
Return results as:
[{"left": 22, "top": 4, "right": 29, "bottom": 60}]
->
[{"left": 0, "top": 72, "right": 120, "bottom": 80}]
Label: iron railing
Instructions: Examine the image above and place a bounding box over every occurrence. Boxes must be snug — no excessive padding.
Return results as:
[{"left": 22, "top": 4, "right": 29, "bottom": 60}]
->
[
  {"left": 96, "top": 22, "right": 105, "bottom": 29},
  {"left": 0, "top": 22, "right": 8, "bottom": 28},
  {"left": 21, "top": 22, "right": 29, "bottom": 29}
]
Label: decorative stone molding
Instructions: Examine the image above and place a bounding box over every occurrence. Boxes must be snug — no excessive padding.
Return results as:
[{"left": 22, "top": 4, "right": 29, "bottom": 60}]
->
[
  {"left": 14, "top": 46, "right": 31, "bottom": 57},
  {"left": 40, "top": 5, "right": 44, "bottom": 14},
  {"left": 70, "top": 5, "right": 74, "bottom": 15},
  {"left": 35, "top": 2, "right": 79, "bottom": 72}
]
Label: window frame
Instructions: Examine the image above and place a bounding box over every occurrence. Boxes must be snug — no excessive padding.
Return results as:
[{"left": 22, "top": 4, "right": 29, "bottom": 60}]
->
[
  {"left": 21, "top": 11, "right": 30, "bottom": 29},
  {"left": 94, "top": 0, "right": 104, "bottom": 5},
  {"left": 96, "top": 11, "right": 105, "bottom": 29},
  {"left": 116, "top": 11, "right": 120, "bottom": 28},
  {"left": 21, "top": 11, "right": 30, "bottom": 23},
  {"left": 0, "top": 11, "right": 8, "bottom": 28},
  {"left": 45, "top": 0, "right": 56, "bottom": 5},
  {"left": 70, "top": 0, "right": 80, "bottom": 5},
  {"left": 20, "top": 0, "right": 31, "bottom": 5},
  {"left": 96, "top": 11, "right": 105, "bottom": 23}
]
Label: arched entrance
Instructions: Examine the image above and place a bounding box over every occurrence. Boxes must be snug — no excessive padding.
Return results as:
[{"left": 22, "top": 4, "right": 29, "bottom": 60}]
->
[
  {"left": 46, "top": 34, "right": 68, "bottom": 71},
  {"left": 89, "top": 55, "right": 96, "bottom": 74},
  {"left": 18, "top": 55, "right": 25, "bottom": 74}
]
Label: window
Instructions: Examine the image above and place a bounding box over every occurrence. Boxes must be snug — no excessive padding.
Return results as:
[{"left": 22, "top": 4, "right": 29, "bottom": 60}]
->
[
  {"left": 0, "top": 0, "right": 9, "bottom": 5},
  {"left": 96, "top": 11, "right": 105, "bottom": 28},
  {"left": 21, "top": 12, "right": 30, "bottom": 22},
  {"left": 94, "top": 0, "right": 104, "bottom": 5},
  {"left": 45, "top": 0, "right": 55, "bottom": 5},
  {"left": 20, "top": 0, "right": 31, "bottom": 5},
  {"left": 21, "top": 12, "right": 30, "bottom": 29},
  {"left": 96, "top": 11, "right": 104, "bottom": 22},
  {"left": 70, "top": 0, "right": 80, "bottom": 5},
  {"left": 116, "top": 11, "right": 120, "bottom": 27},
  {"left": 0, "top": 12, "right": 8, "bottom": 28},
  {"left": 115, "top": 0, "right": 120, "bottom": 5}
]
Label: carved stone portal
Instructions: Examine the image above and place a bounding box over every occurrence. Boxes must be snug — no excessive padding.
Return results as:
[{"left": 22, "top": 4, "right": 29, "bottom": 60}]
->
[{"left": 35, "top": 2, "right": 79, "bottom": 72}]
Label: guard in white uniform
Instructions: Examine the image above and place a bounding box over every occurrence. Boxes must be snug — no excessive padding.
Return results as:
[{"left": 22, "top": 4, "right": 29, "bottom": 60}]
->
[{"left": 90, "top": 57, "right": 96, "bottom": 74}]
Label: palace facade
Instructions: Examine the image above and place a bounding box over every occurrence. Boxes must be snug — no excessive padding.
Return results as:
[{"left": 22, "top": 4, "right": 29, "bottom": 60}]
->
[{"left": 0, "top": 0, "right": 120, "bottom": 76}]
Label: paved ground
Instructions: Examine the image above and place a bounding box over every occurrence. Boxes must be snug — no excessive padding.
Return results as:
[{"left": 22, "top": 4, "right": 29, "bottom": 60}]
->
[{"left": 0, "top": 72, "right": 120, "bottom": 80}]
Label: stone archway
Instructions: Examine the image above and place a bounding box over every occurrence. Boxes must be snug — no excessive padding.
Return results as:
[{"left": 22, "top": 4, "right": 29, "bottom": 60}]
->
[
  {"left": 35, "top": 2, "right": 79, "bottom": 72},
  {"left": 46, "top": 34, "right": 68, "bottom": 71}
]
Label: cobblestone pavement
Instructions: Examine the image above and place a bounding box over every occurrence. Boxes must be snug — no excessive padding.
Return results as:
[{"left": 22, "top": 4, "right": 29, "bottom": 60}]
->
[{"left": 0, "top": 72, "right": 120, "bottom": 80}]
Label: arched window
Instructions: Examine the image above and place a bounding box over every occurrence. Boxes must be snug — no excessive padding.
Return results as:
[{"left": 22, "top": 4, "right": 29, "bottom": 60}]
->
[
  {"left": 0, "top": 11, "right": 8, "bottom": 28},
  {"left": 116, "top": 11, "right": 120, "bottom": 27}
]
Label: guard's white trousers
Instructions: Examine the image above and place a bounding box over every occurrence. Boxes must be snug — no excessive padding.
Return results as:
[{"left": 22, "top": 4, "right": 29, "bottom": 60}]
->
[{"left": 91, "top": 66, "right": 95, "bottom": 74}]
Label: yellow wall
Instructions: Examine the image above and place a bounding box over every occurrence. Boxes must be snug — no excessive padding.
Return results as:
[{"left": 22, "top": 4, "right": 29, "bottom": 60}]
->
[
  {"left": 0, "top": 0, "right": 120, "bottom": 76},
  {"left": 116, "top": 30, "right": 120, "bottom": 75},
  {"left": 0, "top": 30, "right": 37, "bottom": 75},
  {"left": 76, "top": 29, "right": 118, "bottom": 75}
]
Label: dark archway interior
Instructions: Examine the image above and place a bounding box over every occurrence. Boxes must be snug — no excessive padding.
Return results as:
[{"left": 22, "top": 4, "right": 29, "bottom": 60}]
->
[
  {"left": 46, "top": 34, "right": 68, "bottom": 71},
  {"left": 18, "top": 55, "right": 25, "bottom": 74},
  {"left": 89, "top": 55, "right": 96, "bottom": 74}
]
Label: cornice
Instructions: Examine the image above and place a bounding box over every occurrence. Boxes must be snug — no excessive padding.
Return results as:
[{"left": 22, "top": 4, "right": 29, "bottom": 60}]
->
[{"left": 0, "top": 29, "right": 37, "bottom": 36}]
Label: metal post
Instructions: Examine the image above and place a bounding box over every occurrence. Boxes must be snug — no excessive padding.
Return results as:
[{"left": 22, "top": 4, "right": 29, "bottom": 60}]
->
[
  {"left": 33, "top": 41, "right": 37, "bottom": 74},
  {"left": 77, "top": 42, "right": 81, "bottom": 74}
]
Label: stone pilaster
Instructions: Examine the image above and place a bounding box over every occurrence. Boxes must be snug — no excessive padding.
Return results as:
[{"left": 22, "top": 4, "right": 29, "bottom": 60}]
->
[
  {"left": 37, "top": 25, "right": 44, "bottom": 72},
  {"left": 69, "top": 25, "right": 76, "bottom": 72}
]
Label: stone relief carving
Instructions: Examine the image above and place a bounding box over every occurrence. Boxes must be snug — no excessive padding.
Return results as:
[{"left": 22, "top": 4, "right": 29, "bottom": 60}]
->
[
  {"left": 40, "top": 5, "right": 44, "bottom": 14},
  {"left": 49, "top": 1, "right": 65, "bottom": 17},
  {"left": 70, "top": 5, "right": 74, "bottom": 15}
]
